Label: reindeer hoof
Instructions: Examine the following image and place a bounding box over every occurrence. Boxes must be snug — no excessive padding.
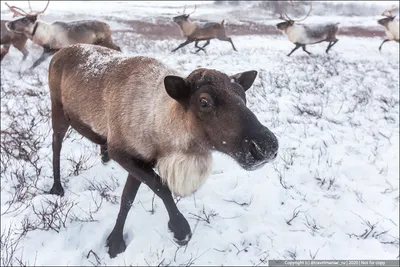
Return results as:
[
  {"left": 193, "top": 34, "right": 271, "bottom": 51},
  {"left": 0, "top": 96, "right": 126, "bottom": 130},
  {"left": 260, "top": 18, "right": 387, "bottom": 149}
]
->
[
  {"left": 49, "top": 183, "right": 64, "bottom": 197},
  {"left": 168, "top": 215, "right": 192, "bottom": 246},
  {"left": 101, "top": 151, "right": 110, "bottom": 164},
  {"left": 106, "top": 231, "right": 126, "bottom": 258}
]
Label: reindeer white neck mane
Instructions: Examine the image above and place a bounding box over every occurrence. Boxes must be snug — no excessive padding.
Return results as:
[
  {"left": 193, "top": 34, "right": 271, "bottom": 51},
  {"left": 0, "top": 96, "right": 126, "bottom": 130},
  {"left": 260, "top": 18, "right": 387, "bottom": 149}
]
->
[
  {"left": 285, "top": 24, "right": 306, "bottom": 43},
  {"left": 179, "top": 19, "right": 197, "bottom": 37},
  {"left": 156, "top": 152, "right": 212, "bottom": 197},
  {"left": 31, "top": 20, "right": 52, "bottom": 45},
  {"left": 153, "top": 77, "right": 213, "bottom": 197}
]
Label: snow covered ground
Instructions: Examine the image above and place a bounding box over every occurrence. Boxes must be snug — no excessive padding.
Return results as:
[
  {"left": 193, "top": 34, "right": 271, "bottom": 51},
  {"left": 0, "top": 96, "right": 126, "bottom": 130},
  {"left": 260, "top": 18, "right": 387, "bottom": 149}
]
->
[{"left": 1, "top": 1, "right": 399, "bottom": 266}]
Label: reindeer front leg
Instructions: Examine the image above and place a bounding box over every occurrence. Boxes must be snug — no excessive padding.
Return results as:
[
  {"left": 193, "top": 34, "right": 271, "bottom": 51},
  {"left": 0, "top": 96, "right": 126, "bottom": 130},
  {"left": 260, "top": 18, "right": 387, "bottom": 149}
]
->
[
  {"left": 106, "top": 174, "right": 141, "bottom": 258},
  {"left": 193, "top": 40, "right": 210, "bottom": 54},
  {"left": 287, "top": 43, "right": 301, "bottom": 56},
  {"left": 29, "top": 45, "right": 58, "bottom": 70},
  {"left": 379, "top": 39, "right": 390, "bottom": 51},
  {"left": 106, "top": 148, "right": 192, "bottom": 258},
  {"left": 171, "top": 38, "right": 194, "bottom": 52}
]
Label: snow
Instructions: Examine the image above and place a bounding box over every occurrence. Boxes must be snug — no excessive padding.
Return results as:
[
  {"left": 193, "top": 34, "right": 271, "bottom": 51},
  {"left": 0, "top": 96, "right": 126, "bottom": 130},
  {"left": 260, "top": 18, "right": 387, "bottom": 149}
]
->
[
  {"left": 77, "top": 44, "right": 126, "bottom": 78},
  {"left": 1, "top": 1, "right": 399, "bottom": 266}
]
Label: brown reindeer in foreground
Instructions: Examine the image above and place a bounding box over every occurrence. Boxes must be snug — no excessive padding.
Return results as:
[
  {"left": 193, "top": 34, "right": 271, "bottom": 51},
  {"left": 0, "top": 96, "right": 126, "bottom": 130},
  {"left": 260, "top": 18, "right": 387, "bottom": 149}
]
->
[
  {"left": 1, "top": 7, "right": 29, "bottom": 61},
  {"left": 5, "top": 1, "right": 121, "bottom": 69},
  {"left": 377, "top": 6, "right": 399, "bottom": 51},
  {"left": 48, "top": 43, "right": 278, "bottom": 258},
  {"left": 171, "top": 5, "right": 237, "bottom": 53},
  {"left": 276, "top": 0, "right": 340, "bottom": 56}
]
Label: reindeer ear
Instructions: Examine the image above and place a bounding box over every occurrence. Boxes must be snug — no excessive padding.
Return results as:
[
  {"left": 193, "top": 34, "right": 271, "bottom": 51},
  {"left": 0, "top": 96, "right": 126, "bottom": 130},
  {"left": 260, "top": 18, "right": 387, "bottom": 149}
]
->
[
  {"left": 230, "top": 70, "right": 258, "bottom": 91},
  {"left": 164, "top": 75, "right": 191, "bottom": 101}
]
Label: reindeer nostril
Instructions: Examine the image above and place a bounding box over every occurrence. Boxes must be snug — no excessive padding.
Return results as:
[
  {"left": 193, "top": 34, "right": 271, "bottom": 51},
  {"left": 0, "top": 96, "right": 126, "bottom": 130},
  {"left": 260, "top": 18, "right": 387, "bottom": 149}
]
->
[
  {"left": 249, "top": 140, "right": 265, "bottom": 161},
  {"left": 272, "top": 151, "right": 278, "bottom": 159}
]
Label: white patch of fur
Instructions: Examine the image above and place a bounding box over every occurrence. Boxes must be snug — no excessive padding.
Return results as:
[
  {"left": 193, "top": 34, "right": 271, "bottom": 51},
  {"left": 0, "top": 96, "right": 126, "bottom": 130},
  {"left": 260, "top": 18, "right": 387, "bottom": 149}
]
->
[
  {"left": 31, "top": 21, "right": 53, "bottom": 46},
  {"left": 286, "top": 25, "right": 306, "bottom": 44},
  {"left": 386, "top": 21, "right": 399, "bottom": 41},
  {"left": 156, "top": 152, "right": 212, "bottom": 197},
  {"left": 180, "top": 20, "right": 197, "bottom": 37}
]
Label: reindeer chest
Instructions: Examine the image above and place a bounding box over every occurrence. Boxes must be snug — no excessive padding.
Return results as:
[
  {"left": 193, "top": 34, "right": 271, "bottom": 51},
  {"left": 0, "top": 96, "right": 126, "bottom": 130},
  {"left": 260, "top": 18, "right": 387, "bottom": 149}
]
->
[
  {"left": 287, "top": 27, "right": 304, "bottom": 43},
  {"left": 181, "top": 22, "right": 197, "bottom": 37},
  {"left": 386, "top": 22, "right": 399, "bottom": 40}
]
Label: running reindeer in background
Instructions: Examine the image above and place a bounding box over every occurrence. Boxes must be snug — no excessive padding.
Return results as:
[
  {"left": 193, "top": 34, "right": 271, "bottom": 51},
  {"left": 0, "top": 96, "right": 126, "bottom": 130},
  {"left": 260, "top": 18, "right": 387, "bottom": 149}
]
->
[
  {"left": 171, "top": 5, "right": 237, "bottom": 53},
  {"left": 1, "top": 3, "right": 29, "bottom": 61},
  {"left": 5, "top": 0, "right": 121, "bottom": 69},
  {"left": 377, "top": 5, "right": 399, "bottom": 51},
  {"left": 276, "top": 0, "right": 340, "bottom": 56}
]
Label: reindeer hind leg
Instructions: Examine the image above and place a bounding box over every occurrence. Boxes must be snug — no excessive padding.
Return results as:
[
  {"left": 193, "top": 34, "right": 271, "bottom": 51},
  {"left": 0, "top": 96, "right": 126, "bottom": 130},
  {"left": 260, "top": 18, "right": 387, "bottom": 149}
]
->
[
  {"left": 193, "top": 40, "right": 210, "bottom": 54},
  {"left": 218, "top": 36, "right": 237, "bottom": 52},
  {"left": 50, "top": 100, "right": 70, "bottom": 196},
  {"left": 302, "top": 45, "right": 312, "bottom": 55},
  {"left": 326, "top": 38, "right": 339, "bottom": 53},
  {"left": 100, "top": 144, "right": 110, "bottom": 164}
]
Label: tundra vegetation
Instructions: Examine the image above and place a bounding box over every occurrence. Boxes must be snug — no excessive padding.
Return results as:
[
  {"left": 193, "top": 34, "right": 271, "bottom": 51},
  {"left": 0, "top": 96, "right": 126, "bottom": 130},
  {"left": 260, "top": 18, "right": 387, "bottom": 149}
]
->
[{"left": 0, "top": 1, "right": 399, "bottom": 266}]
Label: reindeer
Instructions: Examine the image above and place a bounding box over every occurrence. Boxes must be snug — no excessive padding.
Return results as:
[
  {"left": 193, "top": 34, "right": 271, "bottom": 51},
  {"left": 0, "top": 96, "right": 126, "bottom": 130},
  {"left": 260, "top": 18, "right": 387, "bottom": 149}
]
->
[
  {"left": 48, "top": 43, "right": 278, "bottom": 258},
  {"left": 171, "top": 5, "right": 237, "bottom": 53},
  {"left": 1, "top": 7, "right": 29, "bottom": 61},
  {"left": 276, "top": 1, "right": 340, "bottom": 56},
  {"left": 5, "top": 1, "right": 121, "bottom": 69},
  {"left": 377, "top": 6, "right": 399, "bottom": 51}
]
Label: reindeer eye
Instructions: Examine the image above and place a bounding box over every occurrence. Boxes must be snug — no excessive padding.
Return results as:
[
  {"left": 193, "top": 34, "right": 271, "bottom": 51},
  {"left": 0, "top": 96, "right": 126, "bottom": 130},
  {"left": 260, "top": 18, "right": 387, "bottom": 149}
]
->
[{"left": 199, "top": 98, "right": 210, "bottom": 108}]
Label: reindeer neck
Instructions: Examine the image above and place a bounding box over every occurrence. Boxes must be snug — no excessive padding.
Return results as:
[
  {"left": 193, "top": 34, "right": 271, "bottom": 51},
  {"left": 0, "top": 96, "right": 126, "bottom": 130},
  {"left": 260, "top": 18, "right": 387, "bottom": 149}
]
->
[
  {"left": 179, "top": 20, "right": 197, "bottom": 37},
  {"left": 31, "top": 20, "right": 53, "bottom": 45}
]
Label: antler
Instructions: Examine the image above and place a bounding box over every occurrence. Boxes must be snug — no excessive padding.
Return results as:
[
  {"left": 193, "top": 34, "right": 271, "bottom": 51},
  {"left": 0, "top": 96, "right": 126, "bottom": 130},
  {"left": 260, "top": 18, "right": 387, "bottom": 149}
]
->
[
  {"left": 188, "top": 4, "right": 197, "bottom": 15},
  {"left": 5, "top": 0, "right": 50, "bottom": 17},
  {"left": 5, "top": 2, "right": 29, "bottom": 17},
  {"left": 28, "top": 0, "right": 33, "bottom": 13},
  {"left": 28, "top": 0, "right": 50, "bottom": 16},
  {"left": 181, "top": 5, "right": 187, "bottom": 15},
  {"left": 279, "top": 12, "right": 292, "bottom": 21},
  {"left": 292, "top": 0, "right": 312, "bottom": 22},
  {"left": 381, "top": 5, "right": 399, "bottom": 17},
  {"left": 278, "top": 0, "right": 312, "bottom": 22}
]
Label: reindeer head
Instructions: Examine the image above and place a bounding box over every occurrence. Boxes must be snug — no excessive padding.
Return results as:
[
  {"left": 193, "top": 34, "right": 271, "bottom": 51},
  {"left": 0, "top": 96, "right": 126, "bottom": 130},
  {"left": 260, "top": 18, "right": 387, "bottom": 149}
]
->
[
  {"left": 276, "top": 0, "right": 312, "bottom": 33},
  {"left": 5, "top": 1, "right": 49, "bottom": 36},
  {"left": 172, "top": 5, "right": 196, "bottom": 24},
  {"left": 164, "top": 69, "right": 279, "bottom": 170},
  {"left": 378, "top": 5, "right": 398, "bottom": 27}
]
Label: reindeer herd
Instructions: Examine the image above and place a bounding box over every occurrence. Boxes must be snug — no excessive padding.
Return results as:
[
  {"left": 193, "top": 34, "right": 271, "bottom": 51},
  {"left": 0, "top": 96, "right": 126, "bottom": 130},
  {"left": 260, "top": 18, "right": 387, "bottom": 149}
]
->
[
  {"left": 2, "top": 1, "right": 399, "bottom": 66},
  {"left": 0, "top": 0, "right": 399, "bottom": 260}
]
